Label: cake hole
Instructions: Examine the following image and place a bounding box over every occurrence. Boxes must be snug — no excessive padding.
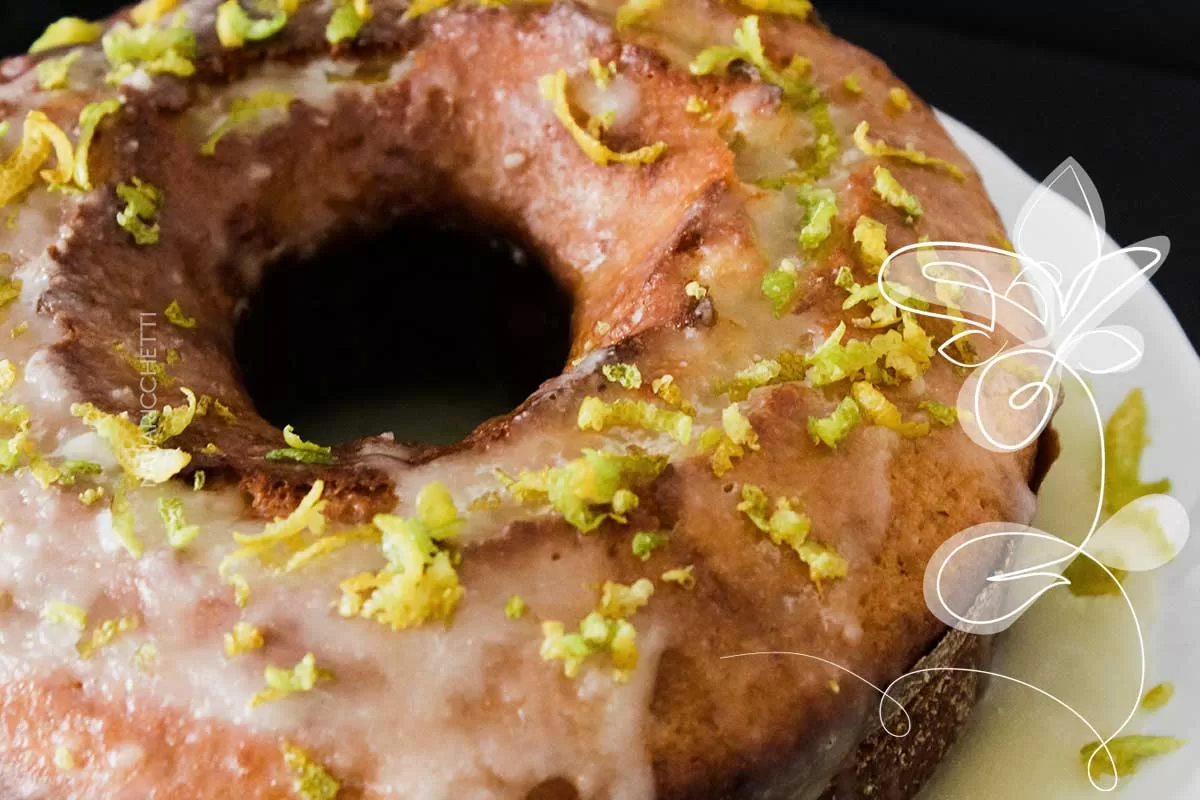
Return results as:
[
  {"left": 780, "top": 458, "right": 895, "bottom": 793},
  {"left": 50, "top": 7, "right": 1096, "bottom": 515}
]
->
[{"left": 235, "top": 220, "right": 572, "bottom": 446}]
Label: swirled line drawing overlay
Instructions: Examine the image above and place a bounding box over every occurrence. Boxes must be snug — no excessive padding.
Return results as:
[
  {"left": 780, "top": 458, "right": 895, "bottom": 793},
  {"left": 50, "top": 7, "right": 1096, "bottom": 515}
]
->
[{"left": 727, "top": 158, "right": 1192, "bottom": 792}]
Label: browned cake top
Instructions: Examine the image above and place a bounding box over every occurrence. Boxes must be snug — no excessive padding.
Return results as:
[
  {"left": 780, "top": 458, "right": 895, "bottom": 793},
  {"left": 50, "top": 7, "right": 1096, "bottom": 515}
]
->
[{"left": 0, "top": 1, "right": 1037, "bottom": 798}]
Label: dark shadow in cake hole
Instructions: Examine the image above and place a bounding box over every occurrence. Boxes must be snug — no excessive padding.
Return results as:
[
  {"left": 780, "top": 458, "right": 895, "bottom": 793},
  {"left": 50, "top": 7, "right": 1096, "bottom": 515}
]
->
[
  {"left": 234, "top": 219, "right": 572, "bottom": 446},
  {"left": 526, "top": 777, "right": 580, "bottom": 800}
]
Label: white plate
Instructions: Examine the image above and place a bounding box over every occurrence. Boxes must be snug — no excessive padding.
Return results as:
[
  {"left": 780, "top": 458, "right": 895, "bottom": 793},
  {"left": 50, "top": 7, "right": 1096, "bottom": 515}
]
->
[{"left": 915, "top": 112, "right": 1200, "bottom": 797}]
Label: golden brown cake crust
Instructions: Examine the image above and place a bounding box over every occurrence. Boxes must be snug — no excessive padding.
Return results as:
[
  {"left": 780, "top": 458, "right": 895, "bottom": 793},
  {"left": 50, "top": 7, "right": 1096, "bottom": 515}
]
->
[
  {"left": 0, "top": 1, "right": 1039, "bottom": 798},
  {"left": 0, "top": 629, "right": 995, "bottom": 800}
]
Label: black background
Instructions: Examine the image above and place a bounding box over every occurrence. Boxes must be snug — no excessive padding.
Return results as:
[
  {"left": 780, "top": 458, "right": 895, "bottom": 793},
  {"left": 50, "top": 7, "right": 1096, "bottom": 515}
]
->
[{"left": 4, "top": 1, "right": 1197, "bottom": 345}]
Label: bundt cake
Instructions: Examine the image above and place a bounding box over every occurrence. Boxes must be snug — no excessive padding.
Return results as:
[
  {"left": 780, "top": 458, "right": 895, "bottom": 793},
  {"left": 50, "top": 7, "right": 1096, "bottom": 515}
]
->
[{"left": 0, "top": 0, "right": 1040, "bottom": 797}]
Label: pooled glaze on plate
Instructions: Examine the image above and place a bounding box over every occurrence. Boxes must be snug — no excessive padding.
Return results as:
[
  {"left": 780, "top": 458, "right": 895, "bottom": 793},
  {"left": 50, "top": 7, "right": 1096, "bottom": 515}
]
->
[{"left": 919, "top": 384, "right": 1161, "bottom": 799}]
